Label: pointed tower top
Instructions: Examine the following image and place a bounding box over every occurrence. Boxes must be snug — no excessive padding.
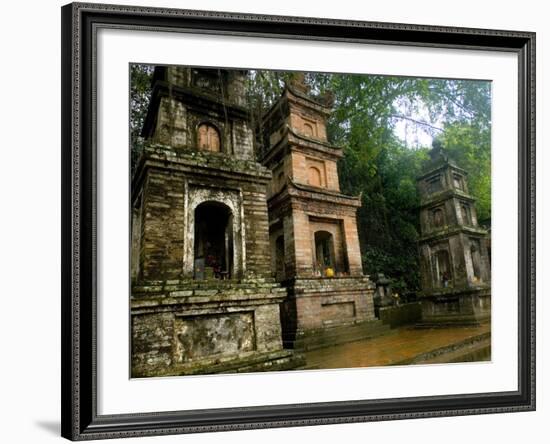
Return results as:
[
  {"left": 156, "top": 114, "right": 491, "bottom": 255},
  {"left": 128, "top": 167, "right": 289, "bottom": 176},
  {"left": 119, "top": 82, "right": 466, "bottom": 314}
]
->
[{"left": 289, "top": 72, "right": 310, "bottom": 95}]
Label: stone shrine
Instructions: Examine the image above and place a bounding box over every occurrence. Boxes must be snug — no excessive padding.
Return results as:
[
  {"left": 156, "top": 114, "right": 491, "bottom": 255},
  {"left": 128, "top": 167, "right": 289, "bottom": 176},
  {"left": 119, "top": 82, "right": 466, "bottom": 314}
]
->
[
  {"left": 417, "top": 143, "right": 491, "bottom": 324},
  {"left": 130, "top": 67, "right": 303, "bottom": 377},
  {"left": 259, "top": 76, "right": 386, "bottom": 350}
]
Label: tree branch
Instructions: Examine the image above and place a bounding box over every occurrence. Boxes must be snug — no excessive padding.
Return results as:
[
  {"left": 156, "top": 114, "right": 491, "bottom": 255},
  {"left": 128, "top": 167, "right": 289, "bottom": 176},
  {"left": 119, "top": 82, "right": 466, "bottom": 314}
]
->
[{"left": 389, "top": 114, "right": 444, "bottom": 132}]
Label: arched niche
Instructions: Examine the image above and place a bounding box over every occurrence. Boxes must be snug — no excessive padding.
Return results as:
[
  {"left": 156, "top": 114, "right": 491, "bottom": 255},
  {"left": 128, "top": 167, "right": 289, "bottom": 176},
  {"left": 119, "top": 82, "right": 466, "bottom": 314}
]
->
[
  {"left": 314, "top": 230, "right": 335, "bottom": 274},
  {"left": 193, "top": 201, "right": 234, "bottom": 279},
  {"left": 431, "top": 207, "right": 444, "bottom": 228},
  {"left": 197, "top": 122, "right": 221, "bottom": 152},
  {"left": 302, "top": 122, "right": 314, "bottom": 137},
  {"left": 184, "top": 187, "right": 244, "bottom": 279},
  {"left": 308, "top": 166, "right": 323, "bottom": 187}
]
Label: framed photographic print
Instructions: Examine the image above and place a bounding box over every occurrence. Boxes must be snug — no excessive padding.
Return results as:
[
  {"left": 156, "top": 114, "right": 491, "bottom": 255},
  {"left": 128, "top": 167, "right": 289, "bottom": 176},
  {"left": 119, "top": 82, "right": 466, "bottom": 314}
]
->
[{"left": 61, "top": 2, "right": 535, "bottom": 440}]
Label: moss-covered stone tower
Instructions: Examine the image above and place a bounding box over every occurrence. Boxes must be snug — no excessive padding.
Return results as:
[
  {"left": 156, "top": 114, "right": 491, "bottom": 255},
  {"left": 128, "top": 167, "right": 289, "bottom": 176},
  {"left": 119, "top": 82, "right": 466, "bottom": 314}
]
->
[
  {"left": 417, "top": 143, "right": 491, "bottom": 324},
  {"left": 130, "top": 66, "right": 303, "bottom": 377}
]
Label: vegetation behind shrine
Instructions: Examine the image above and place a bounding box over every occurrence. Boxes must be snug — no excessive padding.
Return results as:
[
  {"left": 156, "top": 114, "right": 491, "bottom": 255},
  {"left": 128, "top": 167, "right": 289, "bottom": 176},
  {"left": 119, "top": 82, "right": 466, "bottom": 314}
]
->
[{"left": 130, "top": 65, "right": 491, "bottom": 295}]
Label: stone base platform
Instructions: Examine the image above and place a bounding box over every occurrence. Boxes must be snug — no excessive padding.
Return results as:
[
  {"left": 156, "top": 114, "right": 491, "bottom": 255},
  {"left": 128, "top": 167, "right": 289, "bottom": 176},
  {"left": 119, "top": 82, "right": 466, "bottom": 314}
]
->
[
  {"left": 377, "top": 302, "right": 423, "bottom": 328},
  {"left": 418, "top": 286, "right": 491, "bottom": 326},
  {"left": 131, "top": 278, "right": 304, "bottom": 378},
  {"left": 132, "top": 349, "right": 305, "bottom": 377},
  {"left": 394, "top": 329, "right": 491, "bottom": 365},
  {"left": 280, "top": 276, "right": 384, "bottom": 351},
  {"left": 289, "top": 319, "right": 390, "bottom": 351}
]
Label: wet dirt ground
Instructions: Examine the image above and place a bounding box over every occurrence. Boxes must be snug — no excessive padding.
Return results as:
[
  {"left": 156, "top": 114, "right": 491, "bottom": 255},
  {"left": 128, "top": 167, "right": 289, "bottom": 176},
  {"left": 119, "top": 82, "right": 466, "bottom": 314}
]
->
[{"left": 303, "top": 324, "right": 490, "bottom": 369}]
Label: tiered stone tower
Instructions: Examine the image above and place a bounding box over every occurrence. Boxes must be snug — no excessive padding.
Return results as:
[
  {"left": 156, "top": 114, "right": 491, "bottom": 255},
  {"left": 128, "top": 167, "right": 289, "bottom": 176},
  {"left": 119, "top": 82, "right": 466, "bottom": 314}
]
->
[
  {"left": 259, "top": 76, "right": 385, "bottom": 350},
  {"left": 130, "top": 66, "right": 302, "bottom": 377},
  {"left": 417, "top": 143, "right": 491, "bottom": 324}
]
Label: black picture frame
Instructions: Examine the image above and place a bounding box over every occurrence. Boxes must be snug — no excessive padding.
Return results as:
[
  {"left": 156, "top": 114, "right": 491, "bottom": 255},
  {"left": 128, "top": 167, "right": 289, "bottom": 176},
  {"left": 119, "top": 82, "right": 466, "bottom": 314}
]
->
[{"left": 61, "top": 2, "right": 536, "bottom": 440}]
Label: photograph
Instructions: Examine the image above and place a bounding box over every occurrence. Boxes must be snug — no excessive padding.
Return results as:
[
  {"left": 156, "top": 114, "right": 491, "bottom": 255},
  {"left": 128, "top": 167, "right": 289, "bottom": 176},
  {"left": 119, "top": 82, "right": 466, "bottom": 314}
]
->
[
  {"left": 129, "top": 65, "right": 492, "bottom": 378},
  {"left": 57, "top": 1, "right": 536, "bottom": 440}
]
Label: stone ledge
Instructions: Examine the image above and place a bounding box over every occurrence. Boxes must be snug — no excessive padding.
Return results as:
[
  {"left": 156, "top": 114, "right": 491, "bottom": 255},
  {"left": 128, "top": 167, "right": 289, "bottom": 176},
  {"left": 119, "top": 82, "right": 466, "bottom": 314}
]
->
[
  {"left": 141, "top": 144, "right": 272, "bottom": 177},
  {"left": 132, "top": 349, "right": 305, "bottom": 378},
  {"left": 419, "top": 285, "right": 491, "bottom": 298},
  {"left": 394, "top": 330, "right": 491, "bottom": 365},
  {"left": 288, "top": 319, "right": 390, "bottom": 351},
  {"left": 131, "top": 295, "right": 286, "bottom": 312},
  {"left": 288, "top": 276, "right": 376, "bottom": 295},
  {"left": 132, "top": 279, "right": 288, "bottom": 309}
]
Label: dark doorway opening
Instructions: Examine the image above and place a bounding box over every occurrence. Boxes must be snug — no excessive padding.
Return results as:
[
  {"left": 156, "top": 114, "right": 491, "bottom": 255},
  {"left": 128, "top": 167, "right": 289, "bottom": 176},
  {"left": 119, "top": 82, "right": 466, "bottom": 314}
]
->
[{"left": 194, "top": 201, "right": 233, "bottom": 279}]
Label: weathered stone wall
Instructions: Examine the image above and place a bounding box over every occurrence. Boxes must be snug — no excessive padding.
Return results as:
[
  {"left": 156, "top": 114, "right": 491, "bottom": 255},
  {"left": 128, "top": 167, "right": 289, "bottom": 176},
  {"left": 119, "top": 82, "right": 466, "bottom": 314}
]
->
[
  {"left": 164, "top": 67, "right": 247, "bottom": 107},
  {"left": 131, "top": 201, "right": 143, "bottom": 282},
  {"left": 341, "top": 215, "right": 364, "bottom": 276},
  {"left": 242, "top": 185, "right": 272, "bottom": 278},
  {"left": 419, "top": 230, "right": 492, "bottom": 293},
  {"left": 140, "top": 169, "right": 186, "bottom": 280},
  {"left": 287, "top": 277, "right": 376, "bottom": 332},
  {"left": 132, "top": 311, "right": 174, "bottom": 372},
  {"left": 131, "top": 281, "right": 287, "bottom": 377},
  {"left": 324, "top": 159, "right": 340, "bottom": 192},
  {"left": 152, "top": 96, "right": 254, "bottom": 161},
  {"left": 174, "top": 311, "right": 255, "bottom": 363},
  {"left": 153, "top": 97, "right": 188, "bottom": 148},
  {"left": 419, "top": 288, "right": 491, "bottom": 323},
  {"left": 288, "top": 152, "right": 339, "bottom": 191},
  {"left": 463, "top": 234, "right": 491, "bottom": 284},
  {"left": 134, "top": 145, "right": 273, "bottom": 280},
  {"left": 288, "top": 104, "right": 327, "bottom": 142},
  {"left": 289, "top": 209, "right": 311, "bottom": 277},
  {"left": 378, "top": 302, "right": 422, "bottom": 328}
]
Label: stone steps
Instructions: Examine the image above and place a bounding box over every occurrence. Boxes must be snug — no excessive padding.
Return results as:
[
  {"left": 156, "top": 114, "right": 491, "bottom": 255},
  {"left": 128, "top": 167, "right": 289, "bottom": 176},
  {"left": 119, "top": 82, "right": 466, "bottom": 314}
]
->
[
  {"left": 142, "top": 349, "right": 306, "bottom": 377},
  {"left": 414, "top": 338, "right": 491, "bottom": 364},
  {"left": 392, "top": 331, "right": 491, "bottom": 365},
  {"left": 287, "top": 320, "right": 391, "bottom": 352}
]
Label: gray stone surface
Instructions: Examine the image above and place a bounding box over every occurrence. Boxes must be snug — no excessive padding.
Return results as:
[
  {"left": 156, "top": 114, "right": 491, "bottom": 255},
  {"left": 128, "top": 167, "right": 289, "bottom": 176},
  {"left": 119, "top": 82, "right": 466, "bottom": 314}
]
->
[{"left": 416, "top": 146, "right": 491, "bottom": 324}]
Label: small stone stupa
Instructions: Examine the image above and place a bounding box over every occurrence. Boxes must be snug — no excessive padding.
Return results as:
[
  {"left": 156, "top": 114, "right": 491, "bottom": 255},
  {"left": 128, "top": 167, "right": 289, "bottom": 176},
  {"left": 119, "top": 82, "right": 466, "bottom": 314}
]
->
[{"left": 416, "top": 141, "right": 491, "bottom": 325}]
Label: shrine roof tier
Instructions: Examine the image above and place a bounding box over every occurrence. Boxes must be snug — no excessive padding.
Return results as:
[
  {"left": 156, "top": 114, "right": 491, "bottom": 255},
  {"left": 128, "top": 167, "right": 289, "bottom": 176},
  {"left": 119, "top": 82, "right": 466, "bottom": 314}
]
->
[
  {"left": 419, "top": 188, "right": 476, "bottom": 208},
  {"left": 260, "top": 126, "right": 344, "bottom": 167},
  {"left": 132, "top": 144, "right": 272, "bottom": 200},
  {"left": 267, "top": 178, "right": 362, "bottom": 209},
  {"left": 262, "top": 83, "right": 334, "bottom": 125},
  {"left": 141, "top": 80, "right": 249, "bottom": 140},
  {"left": 417, "top": 225, "right": 489, "bottom": 243},
  {"left": 417, "top": 161, "right": 469, "bottom": 182},
  {"left": 259, "top": 79, "right": 339, "bottom": 163}
]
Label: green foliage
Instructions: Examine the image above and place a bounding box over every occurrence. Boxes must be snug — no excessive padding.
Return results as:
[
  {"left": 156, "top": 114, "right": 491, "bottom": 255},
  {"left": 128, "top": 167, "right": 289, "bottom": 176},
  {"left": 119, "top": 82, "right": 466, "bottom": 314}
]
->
[
  {"left": 305, "top": 73, "right": 491, "bottom": 292},
  {"left": 130, "top": 64, "right": 154, "bottom": 173},
  {"left": 437, "top": 123, "right": 491, "bottom": 221}
]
